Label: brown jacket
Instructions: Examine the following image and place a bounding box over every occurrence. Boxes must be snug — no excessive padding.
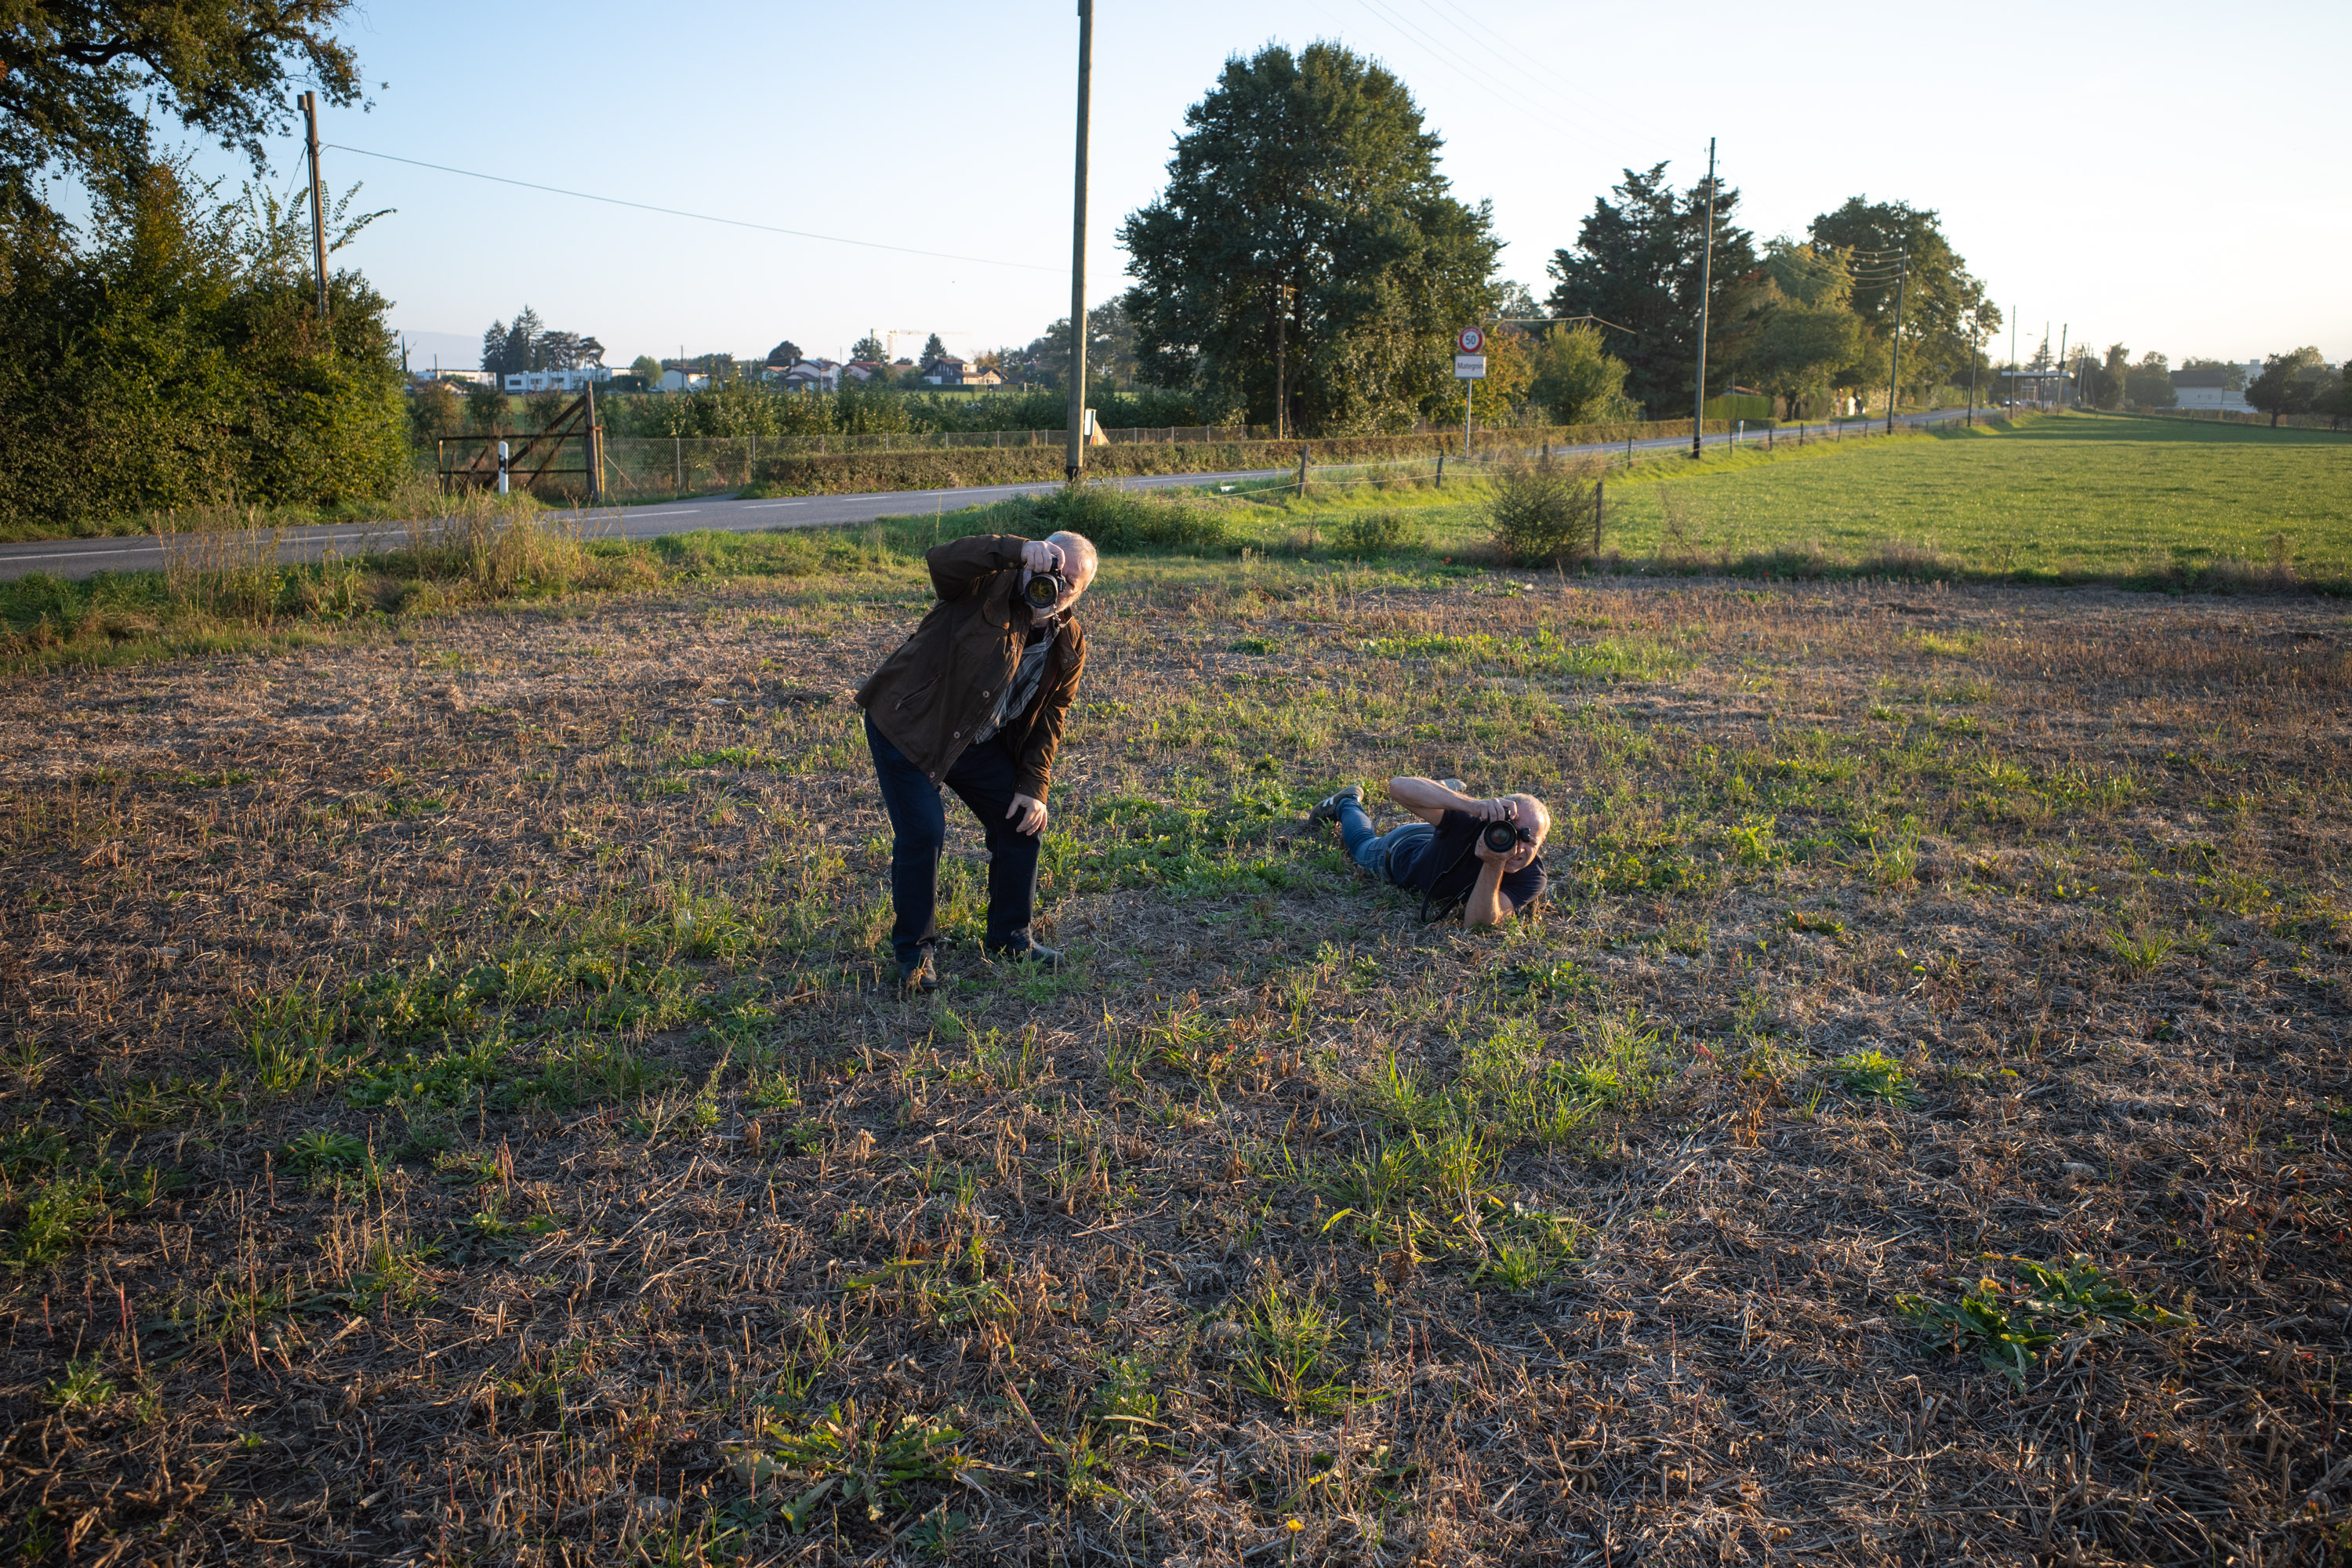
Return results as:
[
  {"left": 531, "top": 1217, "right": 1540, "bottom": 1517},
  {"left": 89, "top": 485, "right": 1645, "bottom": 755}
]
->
[{"left": 854, "top": 535, "right": 1087, "bottom": 800}]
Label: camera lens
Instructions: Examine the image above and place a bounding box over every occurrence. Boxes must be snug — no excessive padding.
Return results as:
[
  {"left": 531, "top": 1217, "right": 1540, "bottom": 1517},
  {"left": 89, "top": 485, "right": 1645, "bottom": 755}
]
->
[
  {"left": 1023, "top": 572, "right": 1062, "bottom": 608},
  {"left": 1481, "top": 820, "right": 1519, "bottom": 854}
]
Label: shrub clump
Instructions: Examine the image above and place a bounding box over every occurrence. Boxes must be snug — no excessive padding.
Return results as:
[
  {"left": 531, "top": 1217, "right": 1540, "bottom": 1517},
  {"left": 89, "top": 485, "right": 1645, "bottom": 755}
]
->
[
  {"left": 1332, "top": 510, "right": 1423, "bottom": 557},
  {"left": 1031, "top": 483, "right": 1232, "bottom": 554},
  {"left": 1486, "top": 459, "right": 1599, "bottom": 567}
]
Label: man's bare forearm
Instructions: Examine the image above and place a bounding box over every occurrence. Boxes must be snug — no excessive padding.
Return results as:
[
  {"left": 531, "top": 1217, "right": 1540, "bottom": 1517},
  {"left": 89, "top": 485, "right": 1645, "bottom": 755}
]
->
[
  {"left": 1388, "top": 775, "right": 1475, "bottom": 818},
  {"left": 1463, "top": 856, "right": 1512, "bottom": 927}
]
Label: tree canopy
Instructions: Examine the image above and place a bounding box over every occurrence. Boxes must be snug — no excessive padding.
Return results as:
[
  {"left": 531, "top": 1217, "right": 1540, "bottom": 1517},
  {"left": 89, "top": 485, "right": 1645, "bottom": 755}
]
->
[
  {"left": 1806, "top": 198, "right": 1993, "bottom": 397},
  {"left": 1543, "top": 162, "right": 1755, "bottom": 417},
  {"left": 765, "top": 339, "right": 801, "bottom": 368},
  {"left": 1729, "top": 241, "right": 1864, "bottom": 418},
  {"left": 0, "top": 0, "right": 361, "bottom": 234},
  {"left": 2245, "top": 347, "right": 2326, "bottom": 426},
  {"left": 849, "top": 334, "right": 886, "bottom": 364},
  {"left": 1120, "top": 41, "right": 1498, "bottom": 434}
]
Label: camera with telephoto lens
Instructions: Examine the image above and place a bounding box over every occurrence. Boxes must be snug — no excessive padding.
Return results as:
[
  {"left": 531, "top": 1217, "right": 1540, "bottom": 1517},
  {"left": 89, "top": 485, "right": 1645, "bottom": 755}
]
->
[
  {"left": 1022, "top": 570, "right": 1069, "bottom": 610},
  {"left": 1481, "top": 818, "right": 1534, "bottom": 855}
]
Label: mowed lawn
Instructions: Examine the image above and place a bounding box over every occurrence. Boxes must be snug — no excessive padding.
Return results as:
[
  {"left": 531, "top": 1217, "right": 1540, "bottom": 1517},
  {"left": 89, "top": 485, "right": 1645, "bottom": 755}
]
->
[{"left": 1581, "top": 413, "right": 2352, "bottom": 581}]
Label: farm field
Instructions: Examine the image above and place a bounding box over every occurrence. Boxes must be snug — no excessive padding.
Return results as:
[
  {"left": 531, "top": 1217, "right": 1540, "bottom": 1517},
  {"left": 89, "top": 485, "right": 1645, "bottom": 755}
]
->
[
  {"left": 1225, "top": 413, "right": 2352, "bottom": 588},
  {"left": 1, "top": 546, "right": 2347, "bottom": 1564}
]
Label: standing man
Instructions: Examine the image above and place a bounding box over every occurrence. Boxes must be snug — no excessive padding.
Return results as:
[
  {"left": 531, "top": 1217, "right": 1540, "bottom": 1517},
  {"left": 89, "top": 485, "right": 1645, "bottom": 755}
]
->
[{"left": 856, "top": 530, "right": 1098, "bottom": 990}]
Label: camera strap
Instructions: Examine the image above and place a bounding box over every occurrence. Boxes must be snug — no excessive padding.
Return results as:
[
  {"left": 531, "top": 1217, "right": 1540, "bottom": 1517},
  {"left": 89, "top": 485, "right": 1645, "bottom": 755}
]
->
[{"left": 1417, "top": 840, "right": 1481, "bottom": 924}]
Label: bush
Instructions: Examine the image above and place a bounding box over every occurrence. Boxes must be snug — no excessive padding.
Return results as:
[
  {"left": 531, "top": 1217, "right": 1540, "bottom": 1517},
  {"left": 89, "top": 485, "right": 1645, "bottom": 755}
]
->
[
  {"left": 1486, "top": 459, "right": 1599, "bottom": 567},
  {"left": 1031, "top": 483, "right": 1232, "bottom": 554},
  {"left": 0, "top": 164, "right": 408, "bottom": 534},
  {"left": 1332, "top": 510, "right": 1422, "bottom": 557}
]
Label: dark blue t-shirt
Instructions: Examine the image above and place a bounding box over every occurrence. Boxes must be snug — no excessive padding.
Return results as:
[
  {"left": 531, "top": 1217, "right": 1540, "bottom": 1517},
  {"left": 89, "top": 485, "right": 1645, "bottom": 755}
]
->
[{"left": 1388, "top": 809, "right": 1546, "bottom": 915}]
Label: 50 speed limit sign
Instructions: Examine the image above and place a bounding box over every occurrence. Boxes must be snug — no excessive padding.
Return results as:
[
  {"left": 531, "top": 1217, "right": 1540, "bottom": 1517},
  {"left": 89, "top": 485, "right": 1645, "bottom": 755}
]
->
[{"left": 1457, "top": 327, "right": 1486, "bottom": 354}]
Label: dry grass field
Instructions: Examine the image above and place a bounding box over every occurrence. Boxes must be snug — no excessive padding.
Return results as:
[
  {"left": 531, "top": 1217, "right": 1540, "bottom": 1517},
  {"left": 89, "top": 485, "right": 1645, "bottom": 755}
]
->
[{"left": 2, "top": 551, "right": 2347, "bottom": 1566}]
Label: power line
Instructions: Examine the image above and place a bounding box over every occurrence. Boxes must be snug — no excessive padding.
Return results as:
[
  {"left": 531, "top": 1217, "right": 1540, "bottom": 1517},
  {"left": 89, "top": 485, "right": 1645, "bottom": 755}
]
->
[{"left": 322, "top": 143, "right": 1054, "bottom": 271}]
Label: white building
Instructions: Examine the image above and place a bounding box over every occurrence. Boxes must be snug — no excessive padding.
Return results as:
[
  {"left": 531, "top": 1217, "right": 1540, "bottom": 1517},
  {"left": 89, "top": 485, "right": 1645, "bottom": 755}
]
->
[
  {"left": 502, "top": 366, "right": 613, "bottom": 394},
  {"left": 657, "top": 369, "right": 711, "bottom": 393},
  {"left": 2172, "top": 368, "right": 2252, "bottom": 414}
]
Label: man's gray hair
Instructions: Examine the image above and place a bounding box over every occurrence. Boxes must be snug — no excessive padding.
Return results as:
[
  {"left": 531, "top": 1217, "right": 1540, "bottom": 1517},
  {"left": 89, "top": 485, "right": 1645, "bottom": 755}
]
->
[{"left": 1047, "top": 530, "right": 1098, "bottom": 583}]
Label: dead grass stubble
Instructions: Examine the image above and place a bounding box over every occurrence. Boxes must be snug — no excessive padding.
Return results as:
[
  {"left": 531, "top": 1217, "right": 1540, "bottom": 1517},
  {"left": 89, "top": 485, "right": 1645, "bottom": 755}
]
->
[{"left": 0, "top": 565, "right": 2347, "bottom": 1566}]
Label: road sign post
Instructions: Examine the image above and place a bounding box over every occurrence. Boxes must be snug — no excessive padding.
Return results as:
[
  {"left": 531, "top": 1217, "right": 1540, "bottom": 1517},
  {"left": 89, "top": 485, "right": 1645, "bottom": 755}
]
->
[{"left": 1454, "top": 328, "right": 1486, "bottom": 455}]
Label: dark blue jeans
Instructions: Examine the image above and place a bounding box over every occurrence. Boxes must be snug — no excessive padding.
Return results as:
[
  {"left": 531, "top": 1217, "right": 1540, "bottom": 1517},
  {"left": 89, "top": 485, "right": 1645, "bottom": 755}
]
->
[
  {"left": 866, "top": 711, "right": 1040, "bottom": 967},
  {"left": 1335, "top": 796, "right": 1431, "bottom": 886}
]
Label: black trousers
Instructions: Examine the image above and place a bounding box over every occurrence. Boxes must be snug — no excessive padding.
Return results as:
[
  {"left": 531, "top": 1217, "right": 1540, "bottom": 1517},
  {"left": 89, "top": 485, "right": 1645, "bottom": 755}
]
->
[{"left": 865, "top": 711, "right": 1040, "bottom": 967}]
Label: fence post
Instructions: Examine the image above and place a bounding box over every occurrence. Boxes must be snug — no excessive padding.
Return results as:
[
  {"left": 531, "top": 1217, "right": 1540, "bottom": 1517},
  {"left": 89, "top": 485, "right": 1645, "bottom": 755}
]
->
[
  {"left": 1593, "top": 479, "right": 1604, "bottom": 558},
  {"left": 1298, "top": 443, "right": 1310, "bottom": 496},
  {"left": 1436, "top": 450, "right": 1445, "bottom": 489},
  {"left": 674, "top": 436, "right": 682, "bottom": 495}
]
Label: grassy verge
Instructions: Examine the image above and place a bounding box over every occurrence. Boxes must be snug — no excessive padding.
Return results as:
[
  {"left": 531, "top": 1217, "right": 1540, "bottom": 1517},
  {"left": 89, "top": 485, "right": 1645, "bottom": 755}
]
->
[{"left": 1, "top": 558, "right": 2345, "bottom": 1562}]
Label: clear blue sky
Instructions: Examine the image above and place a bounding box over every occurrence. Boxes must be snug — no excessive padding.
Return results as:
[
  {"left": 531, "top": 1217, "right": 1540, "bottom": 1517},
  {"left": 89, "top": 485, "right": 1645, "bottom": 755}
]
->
[{"left": 180, "top": 0, "right": 2349, "bottom": 375}]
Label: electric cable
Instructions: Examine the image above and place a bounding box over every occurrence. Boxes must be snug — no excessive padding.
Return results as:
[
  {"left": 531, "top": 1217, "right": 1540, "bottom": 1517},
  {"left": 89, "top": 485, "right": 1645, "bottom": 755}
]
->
[{"left": 322, "top": 143, "right": 1053, "bottom": 271}]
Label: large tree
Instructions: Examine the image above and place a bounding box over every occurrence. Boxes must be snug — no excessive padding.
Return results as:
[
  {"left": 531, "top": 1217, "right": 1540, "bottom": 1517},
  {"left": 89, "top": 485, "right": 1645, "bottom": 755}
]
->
[
  {"left": 1120, "top": 42, "right": 1499, "bottom": 434},
  {"left": 0, "top": 0, "right": 361, "bottom": 235},
  {"left": 2245, "top": 346, "right": 2325, "bottom": 426},
  {"left": 1806, "top": 198, "right": 1991, "bottom": 399},
  {"left": 1729, "top": 241, "right": 1864, "bottom": 418},
  {"left": 2125, "top": 351, "right": 2176, "bottom": 410},
  {"left": 1543, "top": 161, "right": 1755, "bottom": 417}
]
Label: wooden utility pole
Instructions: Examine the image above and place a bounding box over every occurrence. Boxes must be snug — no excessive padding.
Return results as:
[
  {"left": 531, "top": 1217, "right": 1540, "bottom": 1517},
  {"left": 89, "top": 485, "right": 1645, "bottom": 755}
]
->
[
  {"left": 1690, "top": 136, "right": 1715, "bottom": 459},
  {"left": 300, "top": 92, "right": 328, "bottom": 319},
  {"left": 1065, "top": 0, "right": 1094, "bottom": 482},
  {"left": 1884, "top": 251, "right": 1906, "bottom": 434}
]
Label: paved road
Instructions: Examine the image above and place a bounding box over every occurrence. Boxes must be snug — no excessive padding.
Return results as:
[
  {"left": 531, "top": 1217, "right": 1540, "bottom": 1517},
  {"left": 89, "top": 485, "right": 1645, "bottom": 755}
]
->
[{"left": 0, "top": 408, "right": 1981, "bottom": 583}]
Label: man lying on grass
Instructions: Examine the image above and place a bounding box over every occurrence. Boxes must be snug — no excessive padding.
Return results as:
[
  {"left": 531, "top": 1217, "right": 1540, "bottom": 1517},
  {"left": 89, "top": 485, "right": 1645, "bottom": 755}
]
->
[
  {"left": 1310, "top": 778, "right": 1551, "bottom": 927},
  {"left": 855, "top": 530, "right": 1096, "bottom": 990}
]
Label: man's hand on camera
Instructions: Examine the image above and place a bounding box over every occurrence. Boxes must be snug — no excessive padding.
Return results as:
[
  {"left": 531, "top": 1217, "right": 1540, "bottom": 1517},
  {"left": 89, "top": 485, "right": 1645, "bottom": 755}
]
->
[
  {"left": 1469, "top": 796, "right": 1515, "bottom": 822},
  {"left": 1007, "top": 793, "right": 1049, "bottom": 837},
  {"left": 1020, "top": 539, "right": 1066, "bottom": 575}
]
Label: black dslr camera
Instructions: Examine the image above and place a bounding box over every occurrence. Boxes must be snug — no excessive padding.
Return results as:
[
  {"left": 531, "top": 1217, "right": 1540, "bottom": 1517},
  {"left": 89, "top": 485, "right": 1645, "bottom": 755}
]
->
[
  {"left": 1481, "top": 818, "right": 1534, "bottom": 855},
  {"left": 1022, "top": 570, "right": 1069, "bottom": 610}
]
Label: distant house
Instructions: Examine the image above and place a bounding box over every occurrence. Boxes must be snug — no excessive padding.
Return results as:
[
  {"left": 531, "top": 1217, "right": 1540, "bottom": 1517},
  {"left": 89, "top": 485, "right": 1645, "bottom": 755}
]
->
[
  {"left": 658, "top": 369, "right": 711, "bottom": 393},
  {"left": 772, "top": 358, "right": 842, "bottom": 394},
  {"left": 414, "top": 368, "right": 495, "bottom": 390},
  {"left": 920, "top": 356, "right": 1004, "bottom": 389},
  {"left": 502, "top": 366, "right": 613, "bottom": 394},
  {"left": 2172, "top": 368, "right": 2252, "bottom": 415},
  {"left": 842, "top": 359, "right": 889, "bottom": 384}
]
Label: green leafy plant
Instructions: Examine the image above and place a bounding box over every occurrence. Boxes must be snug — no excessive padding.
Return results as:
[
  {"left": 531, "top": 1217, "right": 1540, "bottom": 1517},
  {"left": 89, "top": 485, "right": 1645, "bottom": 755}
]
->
[
  {"left": 1826, "top": 1048, "right": 1919, "bottom": 1106},
  {"left": 722, "top": 1401, "right": 971, "bottom": 1532},
  {"left": 48, "top": 1357, "right": 119, "bottom": 1410},
  {"left": 1896, "top": 1255, "right": 2192, "bottom": 1389},
  {"left": 1236, "top": 1279, "right": 1352, "bottom": 1416}
]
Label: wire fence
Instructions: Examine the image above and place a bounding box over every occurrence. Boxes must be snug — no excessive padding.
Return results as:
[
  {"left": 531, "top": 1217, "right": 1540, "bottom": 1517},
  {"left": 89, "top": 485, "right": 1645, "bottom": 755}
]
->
[
  {"left": 427, "top": 410, "right": 1958, "bottom": 504},
  {"left": 1236, "top": 413, "right": 1947, "bottom": 499}
]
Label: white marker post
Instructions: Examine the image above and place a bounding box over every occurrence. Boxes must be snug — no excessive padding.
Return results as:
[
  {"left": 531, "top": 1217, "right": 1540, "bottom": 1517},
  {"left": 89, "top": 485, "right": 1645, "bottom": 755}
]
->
[
  {"left": 497, "top": 439, "right": 510, "bottom": 495},
  {"left": 1455, "top": 327, "right": 1486, "bottom": 457}
]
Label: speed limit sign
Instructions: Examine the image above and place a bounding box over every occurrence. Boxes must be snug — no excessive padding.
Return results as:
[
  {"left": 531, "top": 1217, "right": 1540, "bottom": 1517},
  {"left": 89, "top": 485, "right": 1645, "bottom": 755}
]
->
[{"left": 1457, "top": 327, "right": 1486, "bottom": 354}]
